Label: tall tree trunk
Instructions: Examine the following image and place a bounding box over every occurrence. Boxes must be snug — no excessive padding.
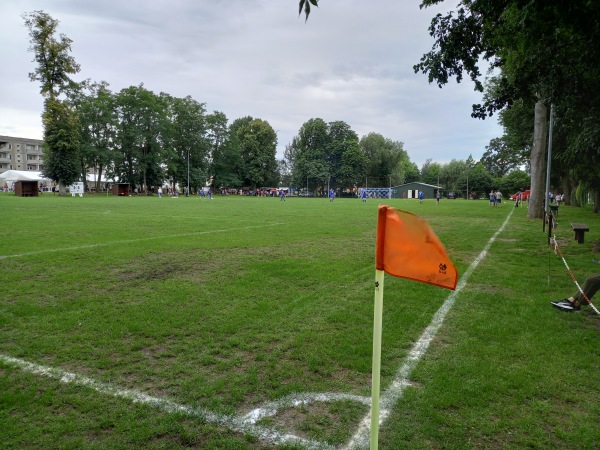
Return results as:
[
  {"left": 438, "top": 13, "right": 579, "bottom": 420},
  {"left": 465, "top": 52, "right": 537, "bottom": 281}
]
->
[
  {"left": 594, "top": 190, "right": 600, "bottom": 214},
  {"left": 58, "top": 179, "right": 67, "bottom": 196},
  {"left": 95, "top": 164, "right": 103, "bottom": 192},
  {"left": 528, "top": 99, "right": 547, "bottom": 219},
  {"left": 561, "top": 175, "right": 572, "bottom": 206}
]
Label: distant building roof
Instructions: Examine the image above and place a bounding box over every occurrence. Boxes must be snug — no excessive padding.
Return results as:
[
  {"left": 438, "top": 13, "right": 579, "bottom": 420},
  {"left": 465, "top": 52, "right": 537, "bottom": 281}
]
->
[{"left": 393, "top": 182, "right": 442, "bottom": 189}]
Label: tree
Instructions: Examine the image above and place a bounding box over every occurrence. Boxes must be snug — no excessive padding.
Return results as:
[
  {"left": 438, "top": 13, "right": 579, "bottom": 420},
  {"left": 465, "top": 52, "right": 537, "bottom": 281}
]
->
[
  {"left": 290, "top": 118, "right": 368, "bottom": 193},
  {"left": 294, "top": 118, "right": 330, "bottom": 191},
  {"left": 283, "top": 135, "right": 300, "bottom": 177},
  {"left": 206, "top": 111, "right": 229, "bottom": 167},
  {"left": 113, "top": 85, "right": 167, "bottom": 191},
  {"left": 496, "top": 170, "right": 530, "bottom": 198},
  {"left": 163, "top": 95, "right": 209, "bottom": 193},
  {"left": 414, "top": 0, "right": 600, "bottom": 216},
  {"left": 420, "top": 159, "right": 442, "bottom": 185},
  {"left": 232, "top": 117, "right": 278, "bottom": 188},
  {"left": 440, "top": 159, "right": 468, "bottom": 192},
  {"left": 480, "top": 137, "right": 522, "bottom": 178},
  {"left": 498, "top": 98, "right": 533, "bottom": 166},
  {"left": 277, "top": 159, "right": 292, "bottom": 188},
  {"left": 338, "top": 143, "right": 367, "bottom": 189},
  {"left": 465, "top": 162, "right": 493, "bottom": 199},
  {"left": 71, "top": 81, "right": 116, "bottom": 192},
  {"left": 206, "top": 111, "right": 233, "bottom": 189},
  {"left": 529, "top": 100, "right": 547, "bottom": 216},
  {"left": 23, "top": 11, "right": 80, "bottom": 100},
  {"left": 360, "top": 132, "right": 407, "bottom": 186},
  {"left": 42, "top": 99, "right": 81, "bottom": 192},
  {"left": 401, "top": 160, "right": 420, "bottom": 184},
  {"left": 326, "top": 121, "right": 368, "bottom": 190},
  {"left": 208, "top": 112, "right": 245, "bottom": 189},
  {"left": 211, "top": 139, "right": 243, "bottom": 189},
  {"left": 24, "top": 10, "right": 82, "bottom": 195}
]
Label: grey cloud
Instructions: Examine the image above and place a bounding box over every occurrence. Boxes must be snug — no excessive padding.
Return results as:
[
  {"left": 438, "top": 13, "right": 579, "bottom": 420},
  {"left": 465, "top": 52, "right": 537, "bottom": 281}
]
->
[{"left": 1, "top": 0, "right": 503, "bottom": 168}]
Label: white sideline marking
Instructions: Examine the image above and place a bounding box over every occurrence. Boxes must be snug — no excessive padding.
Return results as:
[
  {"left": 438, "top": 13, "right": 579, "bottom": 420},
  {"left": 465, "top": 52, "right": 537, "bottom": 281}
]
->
[
  {"left": 0, "top": 209, "right": 513, "bottom": 449},
  {"left": 0, "top": 223, "right": 285, "bottom": 260},
  {"left": 344, "top": 207, "right": 514, "bottom": 450}
]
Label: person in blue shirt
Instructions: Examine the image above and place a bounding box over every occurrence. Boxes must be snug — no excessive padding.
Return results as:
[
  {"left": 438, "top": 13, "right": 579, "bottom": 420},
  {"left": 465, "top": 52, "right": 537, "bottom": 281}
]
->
[{"left": 418, "top": 191, "right": 424, "bottom": 203}]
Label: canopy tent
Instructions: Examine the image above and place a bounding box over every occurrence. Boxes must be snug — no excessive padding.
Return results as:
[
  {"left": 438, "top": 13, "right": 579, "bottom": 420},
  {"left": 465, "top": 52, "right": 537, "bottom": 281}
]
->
[
  {"left": 0, "top": 170, "right": 49, "bottom": 182},
  {"left": 86, "top": 173, "right": 108, "bottom": 183}
]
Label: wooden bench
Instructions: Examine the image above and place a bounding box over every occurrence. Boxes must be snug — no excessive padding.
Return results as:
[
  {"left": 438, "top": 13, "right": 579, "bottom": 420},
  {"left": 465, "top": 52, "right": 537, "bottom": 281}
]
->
[{"left": 571, "top": 223, "right": 590, "bottom": 244}]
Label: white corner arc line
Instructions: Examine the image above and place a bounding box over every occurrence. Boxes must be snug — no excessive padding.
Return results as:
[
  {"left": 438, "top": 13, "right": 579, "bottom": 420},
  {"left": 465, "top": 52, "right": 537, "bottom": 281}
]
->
[
  {"left": 0, "top": 354, "right": 336, "bottom": 450},
  {"left": 242, "top": 392, "right": 371, "bottom": 424},
  {"left": 344, "top": 207, "right": 514, "bottom": 450},
  {"left": 0, "top": 223, "right": 286, "bottom": 260}
]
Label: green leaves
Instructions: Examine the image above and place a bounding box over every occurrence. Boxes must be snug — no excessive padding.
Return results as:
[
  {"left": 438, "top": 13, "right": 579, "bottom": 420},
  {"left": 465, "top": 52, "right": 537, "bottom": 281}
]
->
[
  {"left": 23, "top": 10, "right": 81, "bottom": 99},
  {"left": 299, "top": 0, "right": 319, "bottom": 22},
  {"left": 42, "top": 98, "right": 81, "bottom": 187}
]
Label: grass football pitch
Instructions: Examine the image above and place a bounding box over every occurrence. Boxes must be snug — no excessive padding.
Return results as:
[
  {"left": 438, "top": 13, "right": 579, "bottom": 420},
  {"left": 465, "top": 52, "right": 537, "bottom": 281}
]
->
[{"left": 0, "top": 193, "right": 598, "bottom": 449}]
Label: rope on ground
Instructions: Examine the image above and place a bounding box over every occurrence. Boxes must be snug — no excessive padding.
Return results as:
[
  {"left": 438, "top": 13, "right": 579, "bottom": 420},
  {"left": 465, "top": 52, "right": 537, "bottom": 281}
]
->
[{"left": 551, "top": 235, "right": 600, "bottom": 316}]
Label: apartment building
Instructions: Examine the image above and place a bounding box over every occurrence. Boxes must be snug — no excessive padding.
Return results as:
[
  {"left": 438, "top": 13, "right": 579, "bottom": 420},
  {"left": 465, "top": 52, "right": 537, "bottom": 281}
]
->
[{"left": 0, "top": 135, "right": 44, "bottom": 175}]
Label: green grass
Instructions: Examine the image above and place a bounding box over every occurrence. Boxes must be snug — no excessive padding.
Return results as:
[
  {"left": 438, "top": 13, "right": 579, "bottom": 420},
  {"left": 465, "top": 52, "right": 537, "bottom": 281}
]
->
[{"left": 0, "top": 193, "right": 598, "bottom": 449}]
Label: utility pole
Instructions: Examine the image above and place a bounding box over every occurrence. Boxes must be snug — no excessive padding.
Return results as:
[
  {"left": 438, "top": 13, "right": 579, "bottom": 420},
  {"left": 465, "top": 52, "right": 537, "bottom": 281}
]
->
[{"left": 187, "top": 148, "right": 190, "bottom": 197}]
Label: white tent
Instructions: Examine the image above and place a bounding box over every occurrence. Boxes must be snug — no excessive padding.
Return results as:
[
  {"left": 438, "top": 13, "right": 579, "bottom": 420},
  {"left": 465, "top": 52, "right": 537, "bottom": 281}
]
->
[
  {"left": 86, "top": 173, "right": 108, "bottom": 183},
  {"left": 0, "top": 170, "right": 48, "bottom": 181}
]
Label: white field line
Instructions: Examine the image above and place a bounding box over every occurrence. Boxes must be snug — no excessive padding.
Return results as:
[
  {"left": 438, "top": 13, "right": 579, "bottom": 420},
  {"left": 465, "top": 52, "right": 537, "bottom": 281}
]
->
[
  {"left": 344, "top": 207, "right": 514, "bottom": 450},
  {"left": 0, "top": 223, "right": 285, "bottom": 260},
  {"left": 0, "top": 354, "right": 337, "bottom": 450}
]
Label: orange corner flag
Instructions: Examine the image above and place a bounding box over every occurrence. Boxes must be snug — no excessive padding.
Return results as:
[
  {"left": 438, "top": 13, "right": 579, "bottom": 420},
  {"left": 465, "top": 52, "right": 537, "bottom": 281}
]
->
[{"left": 375, "top": 205, "right": 457, "bottom": 290}]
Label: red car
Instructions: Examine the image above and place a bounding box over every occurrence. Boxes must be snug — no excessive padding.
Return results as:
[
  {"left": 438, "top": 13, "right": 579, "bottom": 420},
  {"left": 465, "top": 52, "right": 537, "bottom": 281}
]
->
[{"left": 510, "top": 189, "right": 530, "bottom": 200}]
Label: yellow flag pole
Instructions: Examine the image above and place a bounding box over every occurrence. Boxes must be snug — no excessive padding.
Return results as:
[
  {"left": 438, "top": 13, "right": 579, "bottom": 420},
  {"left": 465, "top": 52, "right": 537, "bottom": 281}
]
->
[{"left": 370, "top": 268, "right": 385, "bottom": 450}]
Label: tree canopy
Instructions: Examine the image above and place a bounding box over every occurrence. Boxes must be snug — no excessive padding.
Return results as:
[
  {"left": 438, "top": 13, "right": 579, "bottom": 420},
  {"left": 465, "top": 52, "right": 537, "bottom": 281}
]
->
[{"left": 414, "top": 0, "right": 600, "bottom": 213}]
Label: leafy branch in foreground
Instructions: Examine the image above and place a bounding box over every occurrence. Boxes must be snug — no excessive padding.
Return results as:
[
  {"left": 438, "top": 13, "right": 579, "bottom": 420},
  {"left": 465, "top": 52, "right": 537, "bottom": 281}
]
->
[{"left": 299, "top": 0, "right": 319, "bottom": 22}]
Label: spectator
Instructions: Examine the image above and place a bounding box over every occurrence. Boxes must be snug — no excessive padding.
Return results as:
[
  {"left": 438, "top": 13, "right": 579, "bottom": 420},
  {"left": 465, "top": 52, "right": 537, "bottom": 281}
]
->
[{"left": 551, "top": 272, "right": 600, "bottom": 311}]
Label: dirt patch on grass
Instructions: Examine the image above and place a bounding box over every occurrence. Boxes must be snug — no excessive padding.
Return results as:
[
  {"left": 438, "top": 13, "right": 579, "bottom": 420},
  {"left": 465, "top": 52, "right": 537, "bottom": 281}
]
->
[
  {"left": 110, "top": 237, "right": 368, "bottom": 285},
  {"left": 468, "top": 283, "right": 512, "bottom": 295},
  {"left": 259, "top": 400, "right": 367, "bottom": 446}
]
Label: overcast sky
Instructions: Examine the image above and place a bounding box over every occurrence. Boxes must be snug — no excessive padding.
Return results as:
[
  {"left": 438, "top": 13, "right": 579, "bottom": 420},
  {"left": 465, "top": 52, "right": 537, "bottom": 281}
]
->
[{"left": 0, "top": 0, "right": 504, "bottom": 168}]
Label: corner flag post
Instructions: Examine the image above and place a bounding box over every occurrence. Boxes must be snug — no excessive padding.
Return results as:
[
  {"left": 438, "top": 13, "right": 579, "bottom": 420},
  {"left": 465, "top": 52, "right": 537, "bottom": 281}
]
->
[
  {"left": 371, "top": 205, "right": 458, "bottom": 449},
  {"left": 370, "top": 268, "right": 385, "bottom": 450}
]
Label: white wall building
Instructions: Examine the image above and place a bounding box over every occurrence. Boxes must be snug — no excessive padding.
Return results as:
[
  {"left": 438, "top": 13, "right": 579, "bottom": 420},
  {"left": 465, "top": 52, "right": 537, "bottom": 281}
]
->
[{"left": 0, "top": 135, "right": 45, "bottom": 175}]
